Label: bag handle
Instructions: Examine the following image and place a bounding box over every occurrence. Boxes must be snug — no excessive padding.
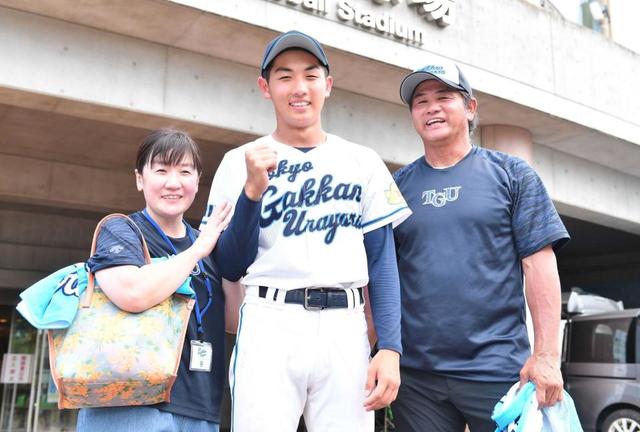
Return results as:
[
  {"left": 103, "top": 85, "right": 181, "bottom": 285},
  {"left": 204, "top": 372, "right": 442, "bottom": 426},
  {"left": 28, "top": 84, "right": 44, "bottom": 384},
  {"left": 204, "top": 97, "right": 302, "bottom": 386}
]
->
[{"left": 81, "top": 213, "right": 152, "bottom": 308}]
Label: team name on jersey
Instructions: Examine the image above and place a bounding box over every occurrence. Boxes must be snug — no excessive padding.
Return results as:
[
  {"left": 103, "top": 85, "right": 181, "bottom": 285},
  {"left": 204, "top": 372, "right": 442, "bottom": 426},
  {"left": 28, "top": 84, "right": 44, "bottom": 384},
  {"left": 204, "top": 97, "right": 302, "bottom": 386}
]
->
[
  {"left": 268, "top": 159, "right": 314, "bottom": 182},
  {"left": 261, "top": 164, "right": 364, "bottom": 244}
]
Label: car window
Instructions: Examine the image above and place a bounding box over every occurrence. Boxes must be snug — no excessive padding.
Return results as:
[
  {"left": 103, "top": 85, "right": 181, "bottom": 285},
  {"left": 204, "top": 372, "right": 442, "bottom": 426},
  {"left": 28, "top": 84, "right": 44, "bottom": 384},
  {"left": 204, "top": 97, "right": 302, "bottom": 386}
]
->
[{"left": 569, "top": 317, "right": 636, "bottom": 363}]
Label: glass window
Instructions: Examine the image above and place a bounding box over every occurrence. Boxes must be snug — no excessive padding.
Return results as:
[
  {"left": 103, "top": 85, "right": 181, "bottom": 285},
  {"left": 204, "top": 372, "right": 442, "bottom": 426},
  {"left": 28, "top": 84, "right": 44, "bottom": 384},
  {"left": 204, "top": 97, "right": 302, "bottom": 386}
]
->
[{"left": 569, "top": 317, "right": 636, "bottom": 363}]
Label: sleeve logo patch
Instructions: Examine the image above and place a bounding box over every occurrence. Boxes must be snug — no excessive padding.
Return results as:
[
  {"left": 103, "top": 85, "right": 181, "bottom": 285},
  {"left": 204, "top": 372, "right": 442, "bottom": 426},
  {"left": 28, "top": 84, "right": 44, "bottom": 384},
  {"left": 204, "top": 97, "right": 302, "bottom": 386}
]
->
[
  {"left": 109, "top": 245, "right": 124, "bottom": 254},
  {"left": 385, "top": 183, "right": 405, "bottom": 205}
]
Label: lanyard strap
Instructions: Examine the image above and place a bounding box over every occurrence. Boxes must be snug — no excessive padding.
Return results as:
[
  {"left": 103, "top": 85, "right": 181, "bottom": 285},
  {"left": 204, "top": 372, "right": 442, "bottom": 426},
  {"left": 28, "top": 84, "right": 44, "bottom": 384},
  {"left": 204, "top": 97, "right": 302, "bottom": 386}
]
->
[{"left": 141, "top": 209, "right": 213, "bottom": 336}]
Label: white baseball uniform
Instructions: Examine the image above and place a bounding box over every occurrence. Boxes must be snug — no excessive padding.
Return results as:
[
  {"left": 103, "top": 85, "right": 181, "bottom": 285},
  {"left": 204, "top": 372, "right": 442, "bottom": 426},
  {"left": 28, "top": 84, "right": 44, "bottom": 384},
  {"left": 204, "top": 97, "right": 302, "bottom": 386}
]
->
[{"left": 201, "top": 134, "right": 410, "bottom": 432}]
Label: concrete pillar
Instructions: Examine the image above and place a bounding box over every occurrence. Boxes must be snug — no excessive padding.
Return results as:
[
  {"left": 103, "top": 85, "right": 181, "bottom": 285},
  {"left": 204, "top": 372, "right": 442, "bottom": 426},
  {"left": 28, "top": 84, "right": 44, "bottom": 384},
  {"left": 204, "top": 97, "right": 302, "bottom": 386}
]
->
[{"left": 481, "top": 125, "right": 534, "bottom": 164}]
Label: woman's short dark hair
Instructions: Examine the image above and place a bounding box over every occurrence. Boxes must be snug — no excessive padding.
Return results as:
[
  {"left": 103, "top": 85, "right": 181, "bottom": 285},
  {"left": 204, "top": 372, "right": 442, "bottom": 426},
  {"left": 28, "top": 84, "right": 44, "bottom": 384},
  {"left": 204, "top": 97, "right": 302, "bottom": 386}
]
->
[{"left": 135, "top": 129, "right": 203, "bottom": 174}]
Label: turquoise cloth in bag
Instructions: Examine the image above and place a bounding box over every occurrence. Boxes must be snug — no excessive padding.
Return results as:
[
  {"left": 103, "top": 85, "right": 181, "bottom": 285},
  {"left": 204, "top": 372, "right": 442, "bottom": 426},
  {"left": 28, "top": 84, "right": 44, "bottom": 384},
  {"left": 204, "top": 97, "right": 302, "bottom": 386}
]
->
[
  {"left": 492, "top": 382, "right": 583, "bottom": 432},
  {"left": 17, "top": 257, "right": 194, "bottom": 329}
]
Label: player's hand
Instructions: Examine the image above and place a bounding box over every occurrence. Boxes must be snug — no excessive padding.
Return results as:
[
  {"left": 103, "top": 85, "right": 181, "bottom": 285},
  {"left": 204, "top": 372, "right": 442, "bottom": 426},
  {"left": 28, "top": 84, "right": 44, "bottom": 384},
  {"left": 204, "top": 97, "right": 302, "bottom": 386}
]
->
[
  {"left": 364, "top": 349, "right": 400, "bottom": 411},
  {"left": 519, "top": 352, "right": 563, "bottom": 407},
  {"left": 192, "top": 201, "right": 232, "bottom": 259},
  {"left": 244, "top": 142, "right": 277, "bottom": 201}
]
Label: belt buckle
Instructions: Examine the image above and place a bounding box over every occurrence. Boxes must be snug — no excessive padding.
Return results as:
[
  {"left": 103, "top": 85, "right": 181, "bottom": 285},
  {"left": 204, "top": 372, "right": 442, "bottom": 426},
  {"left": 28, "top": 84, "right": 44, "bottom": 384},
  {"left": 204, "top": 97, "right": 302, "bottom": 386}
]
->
[{"left": 303, "top": 288, "right": 325, "bottom": 311}]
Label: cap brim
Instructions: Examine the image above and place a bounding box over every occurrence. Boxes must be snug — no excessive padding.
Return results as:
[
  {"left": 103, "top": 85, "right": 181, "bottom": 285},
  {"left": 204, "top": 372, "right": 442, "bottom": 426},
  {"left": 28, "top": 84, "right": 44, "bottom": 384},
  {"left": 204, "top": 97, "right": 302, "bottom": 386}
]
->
[
  {"left": 399, "top": 71, "right": 466, "bottom": 105},
  {"left": 262, "top": 33, "right": 328, "bottom": 73}
]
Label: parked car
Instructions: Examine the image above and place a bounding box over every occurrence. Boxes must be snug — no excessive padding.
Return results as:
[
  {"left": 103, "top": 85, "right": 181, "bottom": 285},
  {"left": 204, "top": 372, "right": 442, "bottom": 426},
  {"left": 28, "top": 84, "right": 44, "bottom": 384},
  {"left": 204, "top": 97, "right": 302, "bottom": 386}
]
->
[{"left": 562, "top": 308, "right": 640, "bottom": 432}]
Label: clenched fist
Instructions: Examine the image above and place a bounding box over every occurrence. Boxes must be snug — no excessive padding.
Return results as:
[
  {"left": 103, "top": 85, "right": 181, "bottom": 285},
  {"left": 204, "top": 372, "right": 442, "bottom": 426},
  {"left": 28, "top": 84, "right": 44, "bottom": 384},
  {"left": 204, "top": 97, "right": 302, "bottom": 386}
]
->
[{"left": 244, "top": 142, "right": 277, "bottom": 201}]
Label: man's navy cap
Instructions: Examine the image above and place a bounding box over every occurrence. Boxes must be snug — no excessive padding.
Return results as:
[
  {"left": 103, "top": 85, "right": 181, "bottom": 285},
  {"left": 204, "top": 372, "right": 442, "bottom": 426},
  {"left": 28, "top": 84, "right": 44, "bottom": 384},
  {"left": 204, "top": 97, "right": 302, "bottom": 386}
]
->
[
  {"left": 399, "top": 60, "right": 472, "bottom": 105},
  {"left": 261, "top": 30, "right": 329, "bottom": 77}
]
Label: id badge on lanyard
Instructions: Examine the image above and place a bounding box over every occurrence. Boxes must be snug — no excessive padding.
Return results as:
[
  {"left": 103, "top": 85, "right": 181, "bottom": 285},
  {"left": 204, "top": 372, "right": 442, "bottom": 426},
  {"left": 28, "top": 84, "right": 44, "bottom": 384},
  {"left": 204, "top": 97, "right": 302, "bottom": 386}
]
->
[{"left": 190, "top": 340, "right": 213, "bottom": 372}]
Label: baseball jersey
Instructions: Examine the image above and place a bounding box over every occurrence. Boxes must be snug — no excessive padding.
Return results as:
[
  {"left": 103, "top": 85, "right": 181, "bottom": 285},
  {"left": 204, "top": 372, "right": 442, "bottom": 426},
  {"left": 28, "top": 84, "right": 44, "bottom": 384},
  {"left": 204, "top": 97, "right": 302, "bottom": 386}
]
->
[
  {"left": 393, "top": 146, "right": 570, "bottom": 381},
  {"left": 201, "top": 134, "right": 411, "bottom": 290}
]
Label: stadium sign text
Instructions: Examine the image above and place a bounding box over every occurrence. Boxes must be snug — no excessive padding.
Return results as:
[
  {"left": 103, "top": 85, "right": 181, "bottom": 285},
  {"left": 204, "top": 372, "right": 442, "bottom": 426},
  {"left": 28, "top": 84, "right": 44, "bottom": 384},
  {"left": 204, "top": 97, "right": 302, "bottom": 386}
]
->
[{"left": 269, "top": 0, "right": 455, "bottom": 45}]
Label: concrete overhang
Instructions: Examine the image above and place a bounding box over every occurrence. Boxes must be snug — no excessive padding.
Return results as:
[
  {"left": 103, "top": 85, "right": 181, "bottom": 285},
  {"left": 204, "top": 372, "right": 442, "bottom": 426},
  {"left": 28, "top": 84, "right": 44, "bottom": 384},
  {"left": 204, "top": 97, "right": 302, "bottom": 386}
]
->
[{"left": 0, "top": 0, "right": 639, "bottom": 179}]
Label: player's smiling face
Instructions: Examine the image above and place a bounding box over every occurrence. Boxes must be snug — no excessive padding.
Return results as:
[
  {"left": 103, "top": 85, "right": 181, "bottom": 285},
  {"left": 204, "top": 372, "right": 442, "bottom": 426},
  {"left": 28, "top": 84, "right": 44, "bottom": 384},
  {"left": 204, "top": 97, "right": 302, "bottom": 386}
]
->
[
  {"left": 410, "top": 79, "right": 476, "bottom": 147},
  {"left": 258, "top": 49, "right": 333, "bottom": 133},
  {"left": 135, "top": 157, "right": 199, "bottom": 227}
]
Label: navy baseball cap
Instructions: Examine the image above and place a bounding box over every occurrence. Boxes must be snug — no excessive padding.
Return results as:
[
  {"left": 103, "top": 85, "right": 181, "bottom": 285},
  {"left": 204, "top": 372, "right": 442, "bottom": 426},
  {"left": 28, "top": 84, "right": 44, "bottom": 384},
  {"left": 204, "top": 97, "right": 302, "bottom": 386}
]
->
[
  {"left": 399, "top": 60, "right": 473, "bottom": 105},
  {"left": 260, "top": 30, "right": 329, "bottom": 77}
]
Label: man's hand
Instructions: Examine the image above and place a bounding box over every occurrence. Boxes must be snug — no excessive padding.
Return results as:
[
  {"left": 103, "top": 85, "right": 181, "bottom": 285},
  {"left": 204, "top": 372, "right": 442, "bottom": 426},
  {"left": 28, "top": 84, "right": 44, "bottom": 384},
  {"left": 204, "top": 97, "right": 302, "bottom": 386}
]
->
[
  {"left": 364, "top": 349, "right": 400, "bottom": 411},
  {"left": 244, "top": 142, "right": 277, "bottom": 201},
  {"left": 519, "top": 352, "right": 563, "bottom": 407}
]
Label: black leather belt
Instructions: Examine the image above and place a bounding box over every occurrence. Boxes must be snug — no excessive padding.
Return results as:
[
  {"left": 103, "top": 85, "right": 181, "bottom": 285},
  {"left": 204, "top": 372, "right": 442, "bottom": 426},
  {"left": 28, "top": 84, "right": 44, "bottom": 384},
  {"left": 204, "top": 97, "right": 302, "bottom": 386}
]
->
[{"left": 258, "top": 286, "right": 364, "bottom": 310}]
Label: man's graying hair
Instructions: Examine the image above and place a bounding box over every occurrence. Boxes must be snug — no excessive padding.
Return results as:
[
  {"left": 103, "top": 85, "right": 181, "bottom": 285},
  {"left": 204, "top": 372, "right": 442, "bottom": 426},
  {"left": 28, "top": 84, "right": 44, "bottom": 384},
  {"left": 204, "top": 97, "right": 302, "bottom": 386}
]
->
[{"left": 462, "top": 91, "right": 478, "bottom": 136}]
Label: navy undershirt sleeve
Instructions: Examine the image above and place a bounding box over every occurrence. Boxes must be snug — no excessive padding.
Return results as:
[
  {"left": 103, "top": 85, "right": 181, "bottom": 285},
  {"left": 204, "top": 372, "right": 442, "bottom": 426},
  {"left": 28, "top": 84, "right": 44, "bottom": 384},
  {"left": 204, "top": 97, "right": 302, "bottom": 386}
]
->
[
  {"left": 212, "top": 190, "right": 261, "bottom": 282},
  {"left": 364, "top": 223, "right": 402, "bottom": 354}
]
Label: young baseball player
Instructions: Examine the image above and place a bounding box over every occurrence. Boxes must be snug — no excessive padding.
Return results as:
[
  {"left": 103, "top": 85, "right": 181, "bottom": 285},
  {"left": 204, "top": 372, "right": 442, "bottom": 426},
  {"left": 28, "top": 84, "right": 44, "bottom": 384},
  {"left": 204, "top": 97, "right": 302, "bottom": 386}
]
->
[{"left": 200, "top": 30, "right": 411, "bottom": 431}]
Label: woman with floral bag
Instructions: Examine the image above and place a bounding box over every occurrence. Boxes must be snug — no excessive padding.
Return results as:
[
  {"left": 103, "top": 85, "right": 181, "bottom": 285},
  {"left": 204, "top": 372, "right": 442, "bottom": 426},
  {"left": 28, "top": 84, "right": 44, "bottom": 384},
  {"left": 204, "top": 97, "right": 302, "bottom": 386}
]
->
[{"left": 78, "top": 129, "right": 260, "bottom": 432}]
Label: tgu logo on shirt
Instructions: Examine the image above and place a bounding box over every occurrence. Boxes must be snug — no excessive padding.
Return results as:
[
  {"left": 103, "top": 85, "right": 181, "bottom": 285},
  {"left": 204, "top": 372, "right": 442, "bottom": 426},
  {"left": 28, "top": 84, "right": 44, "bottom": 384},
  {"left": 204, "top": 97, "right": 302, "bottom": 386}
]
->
[{"left": 422, "top": 186, "right": 461, "bottom": 208}]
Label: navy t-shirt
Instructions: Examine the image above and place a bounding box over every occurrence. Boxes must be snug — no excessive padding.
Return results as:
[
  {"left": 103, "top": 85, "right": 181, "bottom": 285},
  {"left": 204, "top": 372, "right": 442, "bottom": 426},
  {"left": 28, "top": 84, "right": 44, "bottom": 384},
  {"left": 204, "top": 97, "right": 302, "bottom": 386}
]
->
[
  {"left": 86, "top": 212, "right": 225, "bottom": 422},
  {"left": 393, "top": 146, "right": 570, "bottom": 382}
]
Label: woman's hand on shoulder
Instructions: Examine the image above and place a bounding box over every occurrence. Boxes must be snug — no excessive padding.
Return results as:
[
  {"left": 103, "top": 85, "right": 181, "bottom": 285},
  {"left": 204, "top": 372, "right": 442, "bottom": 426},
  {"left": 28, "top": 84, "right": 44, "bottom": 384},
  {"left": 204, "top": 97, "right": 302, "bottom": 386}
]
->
[{"left": 192, "top": 201, "right": 232, "bottom": 259}]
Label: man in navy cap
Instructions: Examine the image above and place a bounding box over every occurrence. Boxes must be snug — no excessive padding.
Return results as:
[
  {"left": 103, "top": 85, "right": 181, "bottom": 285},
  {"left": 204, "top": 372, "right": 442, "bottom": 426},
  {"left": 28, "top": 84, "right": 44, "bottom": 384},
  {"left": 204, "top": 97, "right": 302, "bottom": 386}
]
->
[
  {"left": 200, "top": 30, "right": 411, "bottom": 432},
  {"left": 391, "top": 60, "right": 570, "bottom": 431}
]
